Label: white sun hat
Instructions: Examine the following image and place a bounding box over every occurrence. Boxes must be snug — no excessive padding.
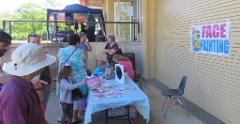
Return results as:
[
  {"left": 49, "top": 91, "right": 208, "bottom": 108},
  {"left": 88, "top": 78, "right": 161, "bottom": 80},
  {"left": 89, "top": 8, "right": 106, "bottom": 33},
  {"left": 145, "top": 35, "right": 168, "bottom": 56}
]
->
[{"left": 4, "top": 43, "right": 56, "bottom": 76}]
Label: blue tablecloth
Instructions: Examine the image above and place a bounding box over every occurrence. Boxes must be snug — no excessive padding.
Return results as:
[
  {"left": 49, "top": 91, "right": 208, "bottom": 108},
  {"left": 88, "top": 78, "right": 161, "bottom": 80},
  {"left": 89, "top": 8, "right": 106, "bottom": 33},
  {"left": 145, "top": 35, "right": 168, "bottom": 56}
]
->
[{"left": 84, "top": 76, "right": 150, "bottom": 124}]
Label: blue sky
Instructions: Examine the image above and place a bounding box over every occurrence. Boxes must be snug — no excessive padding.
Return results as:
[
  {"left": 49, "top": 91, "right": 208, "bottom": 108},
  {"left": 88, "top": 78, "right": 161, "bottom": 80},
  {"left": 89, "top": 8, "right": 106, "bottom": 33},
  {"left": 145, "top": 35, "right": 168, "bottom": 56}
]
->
[{"left": 0, "top": 0, "right": 79, "bottom": 12}]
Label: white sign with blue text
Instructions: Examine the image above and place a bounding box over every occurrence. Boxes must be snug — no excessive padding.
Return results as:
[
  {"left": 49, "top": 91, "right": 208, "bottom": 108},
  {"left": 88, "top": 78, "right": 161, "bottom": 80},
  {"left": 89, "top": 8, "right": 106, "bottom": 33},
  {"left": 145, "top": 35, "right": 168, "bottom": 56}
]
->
[{"left": 190, "top": 22, "right": 230, "bottom": 56}]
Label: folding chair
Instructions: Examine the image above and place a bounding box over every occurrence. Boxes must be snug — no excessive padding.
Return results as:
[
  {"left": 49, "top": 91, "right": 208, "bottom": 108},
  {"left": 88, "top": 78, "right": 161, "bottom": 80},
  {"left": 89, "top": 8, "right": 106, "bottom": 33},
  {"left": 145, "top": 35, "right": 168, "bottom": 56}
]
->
[{"left": 161, "top": 76, "right": 188, "bottom": 118}]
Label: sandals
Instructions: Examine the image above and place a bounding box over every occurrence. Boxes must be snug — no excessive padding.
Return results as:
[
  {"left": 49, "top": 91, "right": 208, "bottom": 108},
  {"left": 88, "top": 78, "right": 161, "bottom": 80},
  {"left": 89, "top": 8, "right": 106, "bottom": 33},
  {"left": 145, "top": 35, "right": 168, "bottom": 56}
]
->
[
  {"left": 72, "top": 119, "right": 81, "bottom": 124},
  {"left": 57, "top": 118, "right": 67, "bottom": 123}
]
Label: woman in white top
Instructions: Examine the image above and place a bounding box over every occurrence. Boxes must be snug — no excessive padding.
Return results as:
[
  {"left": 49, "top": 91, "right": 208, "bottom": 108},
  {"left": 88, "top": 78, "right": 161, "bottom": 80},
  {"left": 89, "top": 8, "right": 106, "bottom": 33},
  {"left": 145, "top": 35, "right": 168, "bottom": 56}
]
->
[{"left": 58, "top": 63, "right": 84, "bottom": 124}]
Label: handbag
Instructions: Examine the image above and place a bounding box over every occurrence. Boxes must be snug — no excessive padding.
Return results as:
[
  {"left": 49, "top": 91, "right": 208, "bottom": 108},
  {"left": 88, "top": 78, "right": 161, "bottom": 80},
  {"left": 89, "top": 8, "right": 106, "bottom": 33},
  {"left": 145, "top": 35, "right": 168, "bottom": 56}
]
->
[
  {"left": 63, "top": 47, "right": 83, "bottom": 101},
  {"left": 64, "top": 78, "right": 83, "bottom": 101},
  {"left": 72, "top": 88, "right": 83, "bottom": 101}
]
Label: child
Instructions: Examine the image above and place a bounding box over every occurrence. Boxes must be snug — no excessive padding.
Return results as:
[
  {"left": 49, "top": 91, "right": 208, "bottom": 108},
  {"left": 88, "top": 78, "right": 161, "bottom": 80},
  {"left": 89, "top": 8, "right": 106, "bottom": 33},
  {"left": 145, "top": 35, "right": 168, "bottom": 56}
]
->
[
  {"left": 58, "top": 63, "right": 83, "bottom": 124},
  {"left": 93, "top": 60, "right": 107, "bottom": 76}
]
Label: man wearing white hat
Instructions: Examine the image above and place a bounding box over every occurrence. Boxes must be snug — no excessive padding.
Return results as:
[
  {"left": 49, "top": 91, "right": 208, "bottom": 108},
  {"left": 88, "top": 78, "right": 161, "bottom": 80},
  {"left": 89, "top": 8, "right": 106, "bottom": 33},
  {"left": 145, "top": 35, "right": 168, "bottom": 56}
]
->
[{"left": 0, "top": 43, "right": 56, "bottom": 124}]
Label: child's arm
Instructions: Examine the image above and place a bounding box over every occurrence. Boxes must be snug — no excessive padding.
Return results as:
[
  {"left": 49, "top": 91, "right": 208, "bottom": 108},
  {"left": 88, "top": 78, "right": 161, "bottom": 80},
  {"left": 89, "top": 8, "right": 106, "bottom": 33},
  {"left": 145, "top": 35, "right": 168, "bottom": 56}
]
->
[
  {"left": 93, "top": 67, "right": 100, "bottom": 75},
  {"left": 60, "top": 79, "right": 82, "bottom": 90}
]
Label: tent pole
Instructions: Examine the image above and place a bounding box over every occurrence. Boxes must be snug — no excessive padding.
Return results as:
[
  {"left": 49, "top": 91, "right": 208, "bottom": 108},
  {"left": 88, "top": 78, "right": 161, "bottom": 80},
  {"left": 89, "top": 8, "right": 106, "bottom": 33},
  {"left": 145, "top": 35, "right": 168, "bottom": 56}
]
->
[
  {"left": 9, "top": 22, "right": 12, "bottom": 36},
  {"left": 3, "top": 21, "right": 6, "bottom": 32},
  {"left": 46, "top": 10, "right": 50, "bottom": 41},
  {"left": 54, "top": 14, "right": 58, "bottom": 42},
  {"left": 118, "top": 0, "right": 121, "bottom": 41}
]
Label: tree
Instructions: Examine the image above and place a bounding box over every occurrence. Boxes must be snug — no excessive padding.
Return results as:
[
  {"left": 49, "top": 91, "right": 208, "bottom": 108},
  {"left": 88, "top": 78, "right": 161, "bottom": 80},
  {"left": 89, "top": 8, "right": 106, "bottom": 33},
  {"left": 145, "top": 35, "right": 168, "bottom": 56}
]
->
[
  {"left": 0, "top": 11, "right": 14, "bottom": 31},
  {"left": 10, "top": 3, "right": 47, "bottom": 40}
]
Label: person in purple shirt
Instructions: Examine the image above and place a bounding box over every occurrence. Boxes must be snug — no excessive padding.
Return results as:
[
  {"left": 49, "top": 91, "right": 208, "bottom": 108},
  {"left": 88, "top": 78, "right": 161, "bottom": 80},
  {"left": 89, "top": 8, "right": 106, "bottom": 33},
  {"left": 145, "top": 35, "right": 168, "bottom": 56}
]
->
[{"left": 0, "top": 43, "right": 56, "bottom": 124}]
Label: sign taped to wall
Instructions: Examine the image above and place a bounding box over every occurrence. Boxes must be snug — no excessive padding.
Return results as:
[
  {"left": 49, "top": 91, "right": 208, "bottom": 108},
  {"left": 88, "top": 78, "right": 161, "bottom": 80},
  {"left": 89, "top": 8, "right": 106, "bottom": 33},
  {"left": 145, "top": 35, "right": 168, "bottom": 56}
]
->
[{"left": 190, "top": 22, "right": 230, "bottom": 56}]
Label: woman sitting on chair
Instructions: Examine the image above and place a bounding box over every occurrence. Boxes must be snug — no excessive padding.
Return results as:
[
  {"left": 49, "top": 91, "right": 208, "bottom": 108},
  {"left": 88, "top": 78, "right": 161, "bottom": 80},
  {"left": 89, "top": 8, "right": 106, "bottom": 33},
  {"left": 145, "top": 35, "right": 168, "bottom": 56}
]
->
[{"left": 112, "top": 54, "right": 134, "bottom": 80}]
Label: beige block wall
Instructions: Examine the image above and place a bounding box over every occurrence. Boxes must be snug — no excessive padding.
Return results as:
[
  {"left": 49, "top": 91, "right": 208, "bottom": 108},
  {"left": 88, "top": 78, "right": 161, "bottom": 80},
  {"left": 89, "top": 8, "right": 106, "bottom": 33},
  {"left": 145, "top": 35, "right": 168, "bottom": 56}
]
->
[
  {"left": 141, "top": 0, "right": 157, "bottom": 79},
  {"left": 154, "top": 0, "right": 240, "bottom": 123},
  {"left": 147, "top": 0, "right": 157, "bottom": 79},
  {"left": 0, "top": 42, "right": 143, "bottom": 78},
  {"left": 88, "top": 41, "right": 143, "bottom": 73}
]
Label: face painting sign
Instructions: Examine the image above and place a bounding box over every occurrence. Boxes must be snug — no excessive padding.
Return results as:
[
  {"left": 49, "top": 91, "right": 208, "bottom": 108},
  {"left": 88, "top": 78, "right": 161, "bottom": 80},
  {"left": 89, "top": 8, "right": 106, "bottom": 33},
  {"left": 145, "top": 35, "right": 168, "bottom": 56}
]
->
[{"left": 190, "top": 22, "right": 230, "bottom": 56}]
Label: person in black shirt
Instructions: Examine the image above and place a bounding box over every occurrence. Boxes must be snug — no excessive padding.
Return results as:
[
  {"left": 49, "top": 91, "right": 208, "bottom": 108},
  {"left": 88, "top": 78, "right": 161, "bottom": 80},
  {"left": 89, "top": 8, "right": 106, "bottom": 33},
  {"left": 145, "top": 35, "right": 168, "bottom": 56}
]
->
[
  {"left": 103, "top": 34, "right": 119, "bottom": 65},
  {"left": 27, "top": 34, "right": 54, "bottom": 110},
  {"left": 80, "top": 23, "right": 87, "bottom": 34}
]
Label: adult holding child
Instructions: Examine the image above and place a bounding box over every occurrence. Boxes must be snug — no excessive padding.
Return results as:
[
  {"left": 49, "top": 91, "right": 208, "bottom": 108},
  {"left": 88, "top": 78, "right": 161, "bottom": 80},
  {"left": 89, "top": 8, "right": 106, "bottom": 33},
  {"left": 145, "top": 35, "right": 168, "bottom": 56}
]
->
[
  {"left": 0, "top": 43, "right": 56, "bottom": 124},
  {"left": 58, "top": 34, "right": 88, "bottom": 123}
]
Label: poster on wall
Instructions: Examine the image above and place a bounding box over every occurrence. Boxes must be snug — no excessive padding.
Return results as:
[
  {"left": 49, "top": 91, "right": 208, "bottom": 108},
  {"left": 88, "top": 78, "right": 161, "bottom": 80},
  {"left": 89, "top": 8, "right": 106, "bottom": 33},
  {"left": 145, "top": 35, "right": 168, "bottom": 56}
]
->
[
  {"left": 190, "top": 22, "right": 230, "bottom": 56},
  {"left": 88, "top": 0, "right": 103, "bottom": 8}
]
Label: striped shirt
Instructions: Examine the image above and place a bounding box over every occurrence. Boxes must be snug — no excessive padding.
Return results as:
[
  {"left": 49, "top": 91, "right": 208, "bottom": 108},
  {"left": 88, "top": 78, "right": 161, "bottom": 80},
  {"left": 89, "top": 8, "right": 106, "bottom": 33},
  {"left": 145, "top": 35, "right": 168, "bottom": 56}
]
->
[{"left": 0, "top": 75, "right": 47, "bottom": 124}]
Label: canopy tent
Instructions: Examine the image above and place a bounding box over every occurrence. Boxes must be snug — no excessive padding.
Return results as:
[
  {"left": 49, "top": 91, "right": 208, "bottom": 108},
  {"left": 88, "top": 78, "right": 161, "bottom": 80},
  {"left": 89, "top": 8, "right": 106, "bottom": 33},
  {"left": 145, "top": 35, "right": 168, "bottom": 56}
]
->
[{"left": 46, "top": 4, "right": 105, "bottom": 40}]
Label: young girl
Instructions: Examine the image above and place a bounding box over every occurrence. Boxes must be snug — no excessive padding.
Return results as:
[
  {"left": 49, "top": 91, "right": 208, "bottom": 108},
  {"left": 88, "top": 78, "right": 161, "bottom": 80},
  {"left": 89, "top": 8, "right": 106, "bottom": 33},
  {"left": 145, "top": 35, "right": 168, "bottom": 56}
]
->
[
  {"left": 93, "top": 60, "right": 107, "bottom": 76},
  {"left": 58, "top": 63, "right": 83, "bottom": 124}
]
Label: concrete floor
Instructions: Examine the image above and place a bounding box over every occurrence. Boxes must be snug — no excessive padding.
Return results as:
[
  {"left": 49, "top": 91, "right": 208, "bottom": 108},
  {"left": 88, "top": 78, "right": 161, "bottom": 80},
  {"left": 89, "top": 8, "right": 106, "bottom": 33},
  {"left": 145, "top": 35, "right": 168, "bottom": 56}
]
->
[{"left": 45, "top": 82, "right": 204, "bottom": 124}]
